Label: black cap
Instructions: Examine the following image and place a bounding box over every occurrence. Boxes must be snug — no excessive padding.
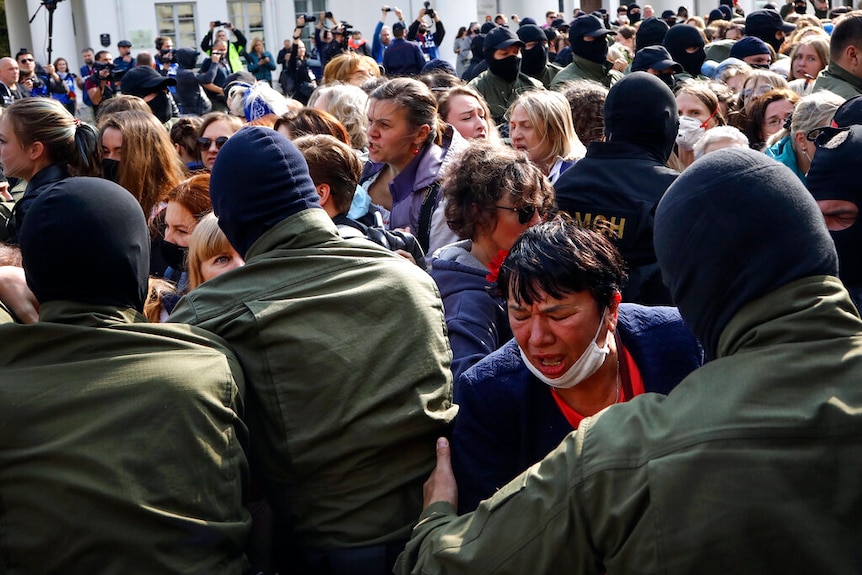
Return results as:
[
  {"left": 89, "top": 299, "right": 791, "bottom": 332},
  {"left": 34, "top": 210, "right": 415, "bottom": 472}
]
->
[
  {"left": 730, "top": 36, "right": 771, "bottom": 59},
  {"left": 551, "top": 18, "right": 569, "bottom": 30},
  {"left": 517, "top": 24, "right": 547, "bottom": 44},
  {"left": 483, "top": 26, "right": 525, "bottom": 57},
  {"left": 480, "top": 21, "right": 498, "bottom": 34},
  {"left": 119, "top": 65, "right": 176, "bottom": 97},
  {"left": 569, "top": 14, "right": 613, "bottom": 38},
  {"left": 662, "top": 9, "right": 677, "bottom": 19},
  {"left": 118, "top": 40, "right": 132, "bottom": 48},
  {"left": 631, "top": 45, "right": 684, "bottom": 73},
  {"left": 746, "top": 9, "right": 796, "bottom": 35}
]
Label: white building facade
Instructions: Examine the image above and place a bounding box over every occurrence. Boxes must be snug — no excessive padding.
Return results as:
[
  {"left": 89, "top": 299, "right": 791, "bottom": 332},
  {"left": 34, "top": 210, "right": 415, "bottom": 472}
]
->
[{"left": 6, "top": 0, "right": 759, "bottom": 71}]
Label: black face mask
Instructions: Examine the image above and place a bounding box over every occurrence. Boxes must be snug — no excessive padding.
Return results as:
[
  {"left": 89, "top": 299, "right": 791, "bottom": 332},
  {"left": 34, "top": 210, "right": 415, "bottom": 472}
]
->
[
  {"left": 161, "top": 239, "right": 189, "bottom": 271},
  {"left": 148, "top": 91, "right": 174, "bottom": 124},
  {"left": 487, "top": 54, "right": 522, "bottom": 82},
  {"left": 658, "top": 72, "right": 675, "bottom": 88},
  {"left": 675, "top": 47, "right": 706, "bottom": 77},
  {"left": 572, "top": 36, "right": 609, "bottom": 64},
  {"left": 628, "top": 10, "right": 642, "bottom": 23},
  {"left": 102, "top": 158, "right": 121, "bottom": 184},
  {"left": 794, "top": 2, "right": 807, "bottom": 13},
  {"left": 521, "top": 44, "right": 548, "bottom": 77}
]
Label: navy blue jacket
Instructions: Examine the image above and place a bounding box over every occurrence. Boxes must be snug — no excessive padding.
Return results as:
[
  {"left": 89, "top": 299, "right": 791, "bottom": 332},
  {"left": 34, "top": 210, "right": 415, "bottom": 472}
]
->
[
  {"left": 429, "top": 242, "right": 512, "bottom": 383},
  {"left": 451, "top": 303, "right": 704, "bottom": 513},
  {"left": 382, "top": 38, "right": 426, "bottom": 76}
]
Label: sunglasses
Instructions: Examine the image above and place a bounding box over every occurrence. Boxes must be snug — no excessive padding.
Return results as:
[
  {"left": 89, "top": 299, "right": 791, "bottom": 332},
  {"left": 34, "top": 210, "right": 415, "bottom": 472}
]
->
[
  {"left": 495, "top": 204, "right": 538, "bottom": 224},
  {"left": 197, "top": 136, "right": 230, "bottom": 151},
  {"left": 19, "top": 58, "right": 34, "bottom": 63}
]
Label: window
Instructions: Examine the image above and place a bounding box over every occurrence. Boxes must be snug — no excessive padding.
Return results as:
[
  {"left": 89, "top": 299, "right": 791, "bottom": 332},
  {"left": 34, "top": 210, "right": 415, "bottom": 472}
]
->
[
  {"left": 155, "top": 3, "right": 197, "bottom": 52},
  {"left": 228, "top": 1, "right": 265, "bottom": 47},
  {"left": 293, "top": 0, "right": 327, "bottom": 40}
]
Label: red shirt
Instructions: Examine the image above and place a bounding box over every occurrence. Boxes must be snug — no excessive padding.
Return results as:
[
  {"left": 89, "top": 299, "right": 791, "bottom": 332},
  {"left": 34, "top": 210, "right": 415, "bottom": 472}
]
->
[{"left": 551, "top": 340, "right": 645, "bottom": 429}]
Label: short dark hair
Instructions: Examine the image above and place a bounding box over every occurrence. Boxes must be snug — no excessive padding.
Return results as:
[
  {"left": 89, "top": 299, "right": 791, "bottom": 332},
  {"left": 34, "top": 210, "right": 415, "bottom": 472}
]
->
[
  {"left": 830, "top": 11, "right": 862, "bottom": 60},
  {"left": 498, "top": 216, "right": 628, "bottom": 308},
  {"left": 556, "top": 79, "right": 609, "bottom": 145},
  {"left": 293, "top": 134, "right": 362, "bottom": 215}
]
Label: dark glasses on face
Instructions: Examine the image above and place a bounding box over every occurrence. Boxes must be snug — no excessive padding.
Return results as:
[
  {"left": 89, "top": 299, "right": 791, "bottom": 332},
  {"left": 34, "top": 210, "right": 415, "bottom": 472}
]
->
[
  {"left": 495, "top": 204, "right": 538, "bottom": 224},
  {"left": 197, "top": 136, "right": 229, "bottom": 151}
]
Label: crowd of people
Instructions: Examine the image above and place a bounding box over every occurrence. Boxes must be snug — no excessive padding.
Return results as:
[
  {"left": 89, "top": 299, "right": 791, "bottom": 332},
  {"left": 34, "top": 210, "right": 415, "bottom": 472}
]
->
[{"left": 0, "top": 1, "right": 861, "bottom": 572}]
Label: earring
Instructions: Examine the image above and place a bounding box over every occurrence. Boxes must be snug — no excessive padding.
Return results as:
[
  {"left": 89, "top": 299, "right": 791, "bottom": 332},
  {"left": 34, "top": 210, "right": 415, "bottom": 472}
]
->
[{"left": 412, "top": 147, "right": 419, "bottom": 155}]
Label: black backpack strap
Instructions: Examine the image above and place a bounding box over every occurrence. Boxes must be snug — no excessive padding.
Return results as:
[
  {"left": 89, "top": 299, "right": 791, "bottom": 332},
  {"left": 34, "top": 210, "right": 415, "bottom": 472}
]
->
[{"left": 417, "top": 181, "right": 441, "bottom": 254}]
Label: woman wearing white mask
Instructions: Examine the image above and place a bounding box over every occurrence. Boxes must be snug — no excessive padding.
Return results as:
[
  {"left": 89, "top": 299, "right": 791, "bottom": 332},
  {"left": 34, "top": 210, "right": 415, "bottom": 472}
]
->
[
  {"left": 673, "top": 80, "right": 726, "bottom": 169},
  {"left": 450, "top": 216, "right": 704, "bottom": 513}
]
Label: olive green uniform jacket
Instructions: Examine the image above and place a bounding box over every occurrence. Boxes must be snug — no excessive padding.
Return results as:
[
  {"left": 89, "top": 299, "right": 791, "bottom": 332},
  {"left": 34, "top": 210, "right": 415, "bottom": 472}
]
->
[
  {"left": 396, "top": 276, "right": 862, "bottom": 575},
  {"left": 467, "top": 70, "right": 544, "bottom": 125},
  {"left": 170, "top": 209, "right": 457, "bottom": 552},
  {"left": 813, "top": 61, "right": 862, "bottom": 100},
  {"left": 551, "top": 54, "right": 624, "bottom": 89},
  {"left": 0, "top": 302, "right": 250, "bottom": 574}
]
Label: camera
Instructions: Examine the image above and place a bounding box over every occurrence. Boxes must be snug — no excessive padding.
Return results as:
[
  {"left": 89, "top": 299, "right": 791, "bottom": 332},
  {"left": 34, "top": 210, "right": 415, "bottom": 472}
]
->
[
  {"left": 424, "top": 1, "right": 435, "bottom": 18},
  {"left": 303, "top": 14, "right": 316, "bottom": 22},
  {"left": 94, "top": 61, "right": 114, "bottom": 72},
  {"left": 213, "top": 20, "right": 227, "bottom": 27},
  {"left": 325, "top": 11, "right": 333, "bottom": 18},
  {"left": 383, "top": 6, "right": 392, "bottom": 11}
]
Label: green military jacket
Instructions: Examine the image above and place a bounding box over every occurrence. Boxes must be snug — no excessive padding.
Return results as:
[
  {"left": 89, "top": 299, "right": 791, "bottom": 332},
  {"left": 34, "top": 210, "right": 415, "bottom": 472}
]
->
[
  {"left": 551, "top": 54, "right": 624, "bottom": 89},
  {"left": 397, "top": 276, "right": 862, "bottom": 574},
  {"left": 171, "top": 209, "right": 458, "bottom": 551},
  {"left": 467, "top": 70, "right": 544, "bottom": 125},
  {"left": 0, "top": 302, "right": 250, "bottom": 573},
  {"left": 813, "top": 61, "right": 862, "bottom": 100}
]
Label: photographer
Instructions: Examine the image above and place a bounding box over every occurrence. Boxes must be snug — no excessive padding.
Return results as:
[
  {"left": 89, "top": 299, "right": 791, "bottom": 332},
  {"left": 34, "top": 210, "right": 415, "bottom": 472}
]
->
[
  {"left": 315, "top": 11, "right": 349, "bottom": 67},
  {"left": 84, "top": 50, "right": 116, "bottom": 115},
  {"left": 407, "top": 3, "right": 446, "bottom": 61},
  {"left": 201, "top": 21, "right": 247, "bottom": 73},
  {"left": 154, "top": 37, "right": 178, "bottom": 79},
  {"left": 372, "top": 5, "right": 402, "bottom": 64},
  {"left": 284, "top": 16, "right": 318, "bottom": 104},
  {"left": 198, "top": 40, "right": 232, "bottom": 112},
  {"left": 16, "top": 49, "right": 67, "bottom": 99}
]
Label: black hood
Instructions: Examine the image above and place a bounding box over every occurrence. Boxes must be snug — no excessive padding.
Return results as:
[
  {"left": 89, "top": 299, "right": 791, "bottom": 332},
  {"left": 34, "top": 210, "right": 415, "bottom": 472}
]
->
[
  {"left": 662, "top": 24, "right": 706, "bottom": 77},
  {"left": 604, "top": 72, "right": 678, "bottom": 162},
  {"left": 806, "top": 126, "right": 862, "bottom": 288},
  {"left": 210, "top": 126, "right": 322, "bottom": 258},
  {"left": 20, "top": 177, "right": 150, "bottom": 312},
  {"left": 174, "top": 47, "right": 200, "bottom": 69},
  {"left": 654, "top": 148, "right": 838, "bottom": 358}
]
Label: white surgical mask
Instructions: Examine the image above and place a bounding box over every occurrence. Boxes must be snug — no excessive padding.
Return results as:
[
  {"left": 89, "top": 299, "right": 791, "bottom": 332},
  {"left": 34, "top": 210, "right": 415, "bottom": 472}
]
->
[{"left": 519, "top": 309, "right": 610, "bottom": 389}]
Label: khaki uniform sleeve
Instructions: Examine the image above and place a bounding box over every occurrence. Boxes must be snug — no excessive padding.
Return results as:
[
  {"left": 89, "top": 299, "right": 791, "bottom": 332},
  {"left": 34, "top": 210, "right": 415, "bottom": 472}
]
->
[{"left": 395, "top": 426, "right": 604, "bottom": 575}]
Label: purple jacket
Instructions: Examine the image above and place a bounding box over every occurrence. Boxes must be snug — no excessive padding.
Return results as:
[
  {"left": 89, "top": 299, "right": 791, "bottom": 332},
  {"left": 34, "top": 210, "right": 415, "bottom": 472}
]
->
[{"left": 360, "top": 124, "right": 465, "bottom": 252}]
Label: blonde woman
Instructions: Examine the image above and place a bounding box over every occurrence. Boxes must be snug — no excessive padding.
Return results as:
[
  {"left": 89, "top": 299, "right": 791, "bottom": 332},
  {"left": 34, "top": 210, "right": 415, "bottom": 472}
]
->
[{"left": 507, "top": 90, "right": 586, "bottom": 183}]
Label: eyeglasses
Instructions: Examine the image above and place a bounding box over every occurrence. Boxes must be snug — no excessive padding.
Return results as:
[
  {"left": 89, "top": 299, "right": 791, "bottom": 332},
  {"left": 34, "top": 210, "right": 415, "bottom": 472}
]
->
[
  {"left": 495, "top": 204, "right": 538, "bottom": 224},
  {"left": 19, "top": 58, "right": 34, "bottom": 63},
  {"left": 197, "top": 136, "right": 230, "bottom": 151}
]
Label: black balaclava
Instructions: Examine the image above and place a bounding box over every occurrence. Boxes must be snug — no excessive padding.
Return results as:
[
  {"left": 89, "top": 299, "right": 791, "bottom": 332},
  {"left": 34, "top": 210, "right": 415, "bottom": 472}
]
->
[
  {"left": 662, "top": 24, "right": 705, "bottom": 77},
  {"left": 517, "top": 24, "right": 548, "bottom": 77},
  {"left": 487, "top": 54, "right": 522, "bottom": 81},
  {"left": 20, "top": 177, "right": 150, "bottom": 312},
  {"left": 148, "top": 91, "right": 174, "bottom": 124},
  {"left": 571, "top": 34, "right": 608, "bottom": 64},
  {"left": 470, "top": 34, "right": 486, "bottom": 63},
  {"left": 806, "top": 126, "right": 862, "bottom": 289},
  {"left": 210, "top": 126, "right": 322, "bottom": 258},
  {"left": 655, "top": 148, "right": 838, "bottom": 358},
  {"left": 604, "top": 72, "right": 679, "bottom": 162},
  {"left": 635, "top": 17, "right": 670, "bottom": 51},
  {"left": 627, "top": 3, "right": 642, "bottom": 23}
]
